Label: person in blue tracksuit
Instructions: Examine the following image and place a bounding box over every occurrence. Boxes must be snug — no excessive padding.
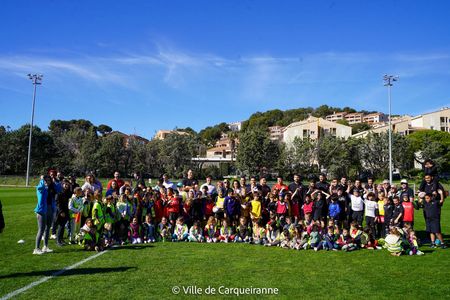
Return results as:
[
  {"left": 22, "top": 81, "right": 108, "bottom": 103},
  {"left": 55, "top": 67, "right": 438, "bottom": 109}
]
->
[{"left": 33, "top": 175, "right": 56, "bottom": 255}]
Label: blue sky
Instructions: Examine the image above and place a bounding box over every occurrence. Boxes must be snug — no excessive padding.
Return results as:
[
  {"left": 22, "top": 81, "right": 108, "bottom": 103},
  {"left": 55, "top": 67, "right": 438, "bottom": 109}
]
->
[{"left": 1, "top": 0, "right": 450, "bottom": 139}]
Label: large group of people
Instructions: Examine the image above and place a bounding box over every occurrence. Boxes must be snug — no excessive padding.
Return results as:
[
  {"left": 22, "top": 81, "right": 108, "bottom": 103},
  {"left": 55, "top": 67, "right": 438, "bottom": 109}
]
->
[{"left": 33, "top": 160, "right": 447, "bottom": 256}]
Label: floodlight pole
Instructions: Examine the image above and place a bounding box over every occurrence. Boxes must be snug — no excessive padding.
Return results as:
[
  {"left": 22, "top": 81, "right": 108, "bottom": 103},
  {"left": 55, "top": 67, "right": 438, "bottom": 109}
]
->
[
  {"left": 26, "top": 74, "right": 43, "bottom": 187},
  {"left": 383, "top": 74, "right": 398, "bottom": 185}
]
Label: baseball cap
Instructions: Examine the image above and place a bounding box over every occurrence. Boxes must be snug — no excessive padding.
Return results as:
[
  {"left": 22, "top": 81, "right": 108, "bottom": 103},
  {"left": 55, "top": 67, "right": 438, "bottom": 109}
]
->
[{"left": 400, "top": 179, "right": 408, "bottom": 184}]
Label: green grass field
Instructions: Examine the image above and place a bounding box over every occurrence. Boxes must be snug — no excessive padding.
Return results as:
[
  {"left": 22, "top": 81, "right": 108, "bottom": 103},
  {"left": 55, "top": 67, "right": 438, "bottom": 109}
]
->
[{"left": 1, "top": 187, "right": 450, "bottom": 299}]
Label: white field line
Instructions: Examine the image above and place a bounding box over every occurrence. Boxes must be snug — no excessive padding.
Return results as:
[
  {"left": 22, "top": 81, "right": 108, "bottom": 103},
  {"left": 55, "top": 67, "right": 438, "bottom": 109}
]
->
[{"left": 0, "top": 250, "right": 108, "bottom": 300}]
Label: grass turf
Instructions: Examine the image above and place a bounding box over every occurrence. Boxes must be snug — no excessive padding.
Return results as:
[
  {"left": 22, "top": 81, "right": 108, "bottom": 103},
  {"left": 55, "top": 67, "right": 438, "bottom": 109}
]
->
[{"left": 0, "top": 187, "right": 450, "bottom": 299}]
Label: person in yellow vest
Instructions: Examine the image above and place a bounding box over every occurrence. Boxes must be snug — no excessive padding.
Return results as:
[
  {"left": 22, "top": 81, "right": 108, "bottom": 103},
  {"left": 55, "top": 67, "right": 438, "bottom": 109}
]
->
[
  {"left": 376, "top": 191, "right": 386, "bottom": 238},
  {"left": 92, "top": 196, "right": 106, "bottom": 232},
  {"left": 213, "top": 188, "right": 226, "bottom": 221},
  {"left": 249, "top": 192, "right": 262, "bottom": 225},
  {"left": 80, "top": 218, "right": 101, "bottom": 251}
]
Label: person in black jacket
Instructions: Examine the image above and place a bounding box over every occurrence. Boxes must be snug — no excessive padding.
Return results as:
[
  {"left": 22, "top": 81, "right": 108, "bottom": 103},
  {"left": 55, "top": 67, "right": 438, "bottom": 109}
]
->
[{"left": 55, "top": 180, "right": 72, "bottom": 246}]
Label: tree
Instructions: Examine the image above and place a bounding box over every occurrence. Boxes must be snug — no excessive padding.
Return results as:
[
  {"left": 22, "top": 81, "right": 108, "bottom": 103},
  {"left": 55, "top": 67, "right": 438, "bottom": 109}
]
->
[
  {"left": 351, "top": 123, "right": 371, "bottom": 134},
  {"left": 73, "top": 127, "right": 100, "bottom": 175},
  {"left": 97, "top": 124, "right": 113, "bottom": 136},
  {"left": 407, "top": 130, "right": 450, "bottom": 172},
  {"left": 285, "top": 137, "right": 316, "bottom": 175},
  {"left": 236, "top": 127, "right": 279, "bottom": 176},
  {"left": 97, "top": 132, "right": 128, "bottom": 176}
]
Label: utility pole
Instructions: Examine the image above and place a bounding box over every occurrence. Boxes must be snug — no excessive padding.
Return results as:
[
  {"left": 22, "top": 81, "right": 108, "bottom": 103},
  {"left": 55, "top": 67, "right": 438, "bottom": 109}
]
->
[
  {"left": 26, "top": 74, "right": 43, "bottom": 187},
  {"left": 383, "top": 74, "right": 398, "bottom": 184}
]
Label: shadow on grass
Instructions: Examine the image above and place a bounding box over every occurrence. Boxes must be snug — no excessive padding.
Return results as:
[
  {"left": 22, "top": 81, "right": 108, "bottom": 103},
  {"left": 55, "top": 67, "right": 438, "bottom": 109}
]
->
[
  {"left": 109, "top": 244, "right": 154, "bottom": 251},
  {"left": 0, "top": 266, "right": 136, "bottom": 279},
  {"left": 416, "top": 231, "right": 450, "bottom": 245}
]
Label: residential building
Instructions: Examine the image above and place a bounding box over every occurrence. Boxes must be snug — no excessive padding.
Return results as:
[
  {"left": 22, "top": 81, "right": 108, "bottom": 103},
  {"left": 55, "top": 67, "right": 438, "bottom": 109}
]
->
[
  {"left": 228, "top": 121, "right": 242, "bottom": 132},
  {"left": 154, "top": 130, "right": 189, "bottom": 140},
  {"left": 325, "top": 111, "right": 348, "bottom": 122},
  {"left": 344, "top": 112, "right": 365, "bottom": 125},
  {"left": 352, "top": 107, "right": 450, "bottom": 137},
  {"left": 283, "top": 116, "right": 352, "bottom": 145},
  {"left": 268, "top": 126, "right": 285, "bottom": 141},
  {"left": 363, "top": 112, "right": 388, "bottom": 124}
]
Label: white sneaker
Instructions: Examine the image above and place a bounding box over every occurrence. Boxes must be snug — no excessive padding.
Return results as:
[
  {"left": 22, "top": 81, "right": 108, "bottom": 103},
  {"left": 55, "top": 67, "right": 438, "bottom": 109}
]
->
[
  {"left": 50, "top": 234, "right": 57, "bottom": 240},
  {"left": 416, "top": 250, "right": 425, "bottom": 256},
  {"left": 42, "top": 246, "right": 53, "bottom": 253},
  {"left": 33, "top": 248, "right": 44, "bottom": 255}
]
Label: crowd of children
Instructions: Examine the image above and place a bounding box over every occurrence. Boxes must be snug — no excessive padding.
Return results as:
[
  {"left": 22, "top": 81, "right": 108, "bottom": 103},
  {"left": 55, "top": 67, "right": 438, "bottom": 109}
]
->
[{"left": 33, "top": 161, "right": 447, "bottom": 256}]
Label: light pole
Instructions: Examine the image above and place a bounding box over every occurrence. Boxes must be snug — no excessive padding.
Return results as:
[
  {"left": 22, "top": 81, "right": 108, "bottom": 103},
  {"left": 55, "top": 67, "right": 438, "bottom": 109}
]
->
[
  {"left": 383, "top": 74, "right": 398, "bottom": 184},
  {"left": 26, "top": 74, "right": 43, "bottom": 187}
]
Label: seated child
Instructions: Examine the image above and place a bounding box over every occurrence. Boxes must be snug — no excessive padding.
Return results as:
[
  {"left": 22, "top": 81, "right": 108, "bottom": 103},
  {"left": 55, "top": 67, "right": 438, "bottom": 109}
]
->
[
  {"left": 80, "top": 218, "right": 101, "bottom": 251},
  {"left": 143, "top": 214, "right": 156, "bottom": 243},
  {"left": 219, "top": 219, "right": 235, "bottom": 243},
  {"left": 252, "top": 220, "right": 266, "bottom": 245},
  {"left": 291, "top": 224, "right": 309, "bottom": 250},
  {"left": 235, "top": 217, "right": 252, "bottom": 243},
  {"left": 172, "top": 216, "right": 189, "bottom": 242},
  {"left": 408, "top": 230, "right": 424, "bottom": 256},
  {"left": 128, "top": 217, "right": 143, "bottom": 244},
  {"left": 360, "top": 227, "right": 379, "bottom": 250},
  {"left": 204, "top": 216, "right": 219, "bottom": 243},
  {"left": 279, "top": 229, "right": 292, "bottom": 249},
  {"left": 384, "top": 227, "right": 404, "bottom": 256},
  {"left": 157, "top": 217, "right": 172, "bottom": 242},
  {"left": 337, "top": 228, "right": 357, "bottom": 252},
  {"left": 322, "top": 226, "right": 338, "bottom": 251},
  {"left": 309, "top": 224, "right": 322, "bottom": 251},
  {"left": 349, "top": 221, "right": 362, "bottom": 246},
  {"left": 188, "top": 221, "right": 204, "bottom": 242},
  {"left": 264, "top": 222, "right": 281, "bottom": 247}
]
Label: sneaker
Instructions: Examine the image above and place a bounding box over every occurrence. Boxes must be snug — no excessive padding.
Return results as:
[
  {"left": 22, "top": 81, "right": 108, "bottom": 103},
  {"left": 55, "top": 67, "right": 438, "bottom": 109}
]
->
[
  {"left": 50, "top": 234, "right": 57, "bottom": 240},
  {"left": 416, "top": 250, "right": 425, "bottom": 256},
  {"left": 314, "top": 247, "right": 318, "bottom": 251},
  {"left": 441, "top": 244, "right": 447, "bottom": 249},
  {"left": 42, "top": 246, "right": 53, "bottom": 253},
  {"left": 33, "top": 248, "right": 44, "bottom": 255},
  {"left": 430, "top": 244, "right": 437, "bottom": 249},
  {"left": 56, "top": 242, "right": 64, "bottom": 247}
]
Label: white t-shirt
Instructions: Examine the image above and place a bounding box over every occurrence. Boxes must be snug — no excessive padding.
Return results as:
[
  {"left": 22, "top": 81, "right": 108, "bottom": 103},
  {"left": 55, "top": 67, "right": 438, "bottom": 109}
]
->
[
  {"left": 201, "top": 183, "right": 217, "bottom": 195},
  {"left": 350, "top": 195, "right": 364, "bottom": 212},
  {"left": 363, "top": 199, "right": 378, "bottom": 218}
]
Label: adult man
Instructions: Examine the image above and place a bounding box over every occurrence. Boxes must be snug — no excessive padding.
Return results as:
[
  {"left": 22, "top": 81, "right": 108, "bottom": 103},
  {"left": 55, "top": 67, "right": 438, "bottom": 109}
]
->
[
  {"left": 55, "top": 180, "right": 72, "bottom": 246},
  {"left": 182, "top": 169, "right": 198, "bottom": 190},
  {"left": 259, "top": 177, "right": 271, "bottom": 199},
  {"left": 200, "top": 175, "right": 217, "bottom": 195},
  {"left": 240, "top": 176, "right": 251, "bottom": 194},
  {"left": 272, "top": 176, "right": 288, "bottom": 192},
  {"left": 398, "top": 179, "right": 414, "bottom": 202},
  {"left": 338, "top": 176, "right": 348, "bottom": 192},
  {"left": 133, "top": 172, "right": 146, "bottom": 190},
  {"left": 162, "top": 174, "right": 176, "bottom": 190},
  {"left": 288, "top": 174, "right": 305, "bottom": 204},
  {"left": 315, "top": 173, "right": 330, "bottom": 193},
  {"left": 107, "top": 171, "right": 125, "bottom": 190}
]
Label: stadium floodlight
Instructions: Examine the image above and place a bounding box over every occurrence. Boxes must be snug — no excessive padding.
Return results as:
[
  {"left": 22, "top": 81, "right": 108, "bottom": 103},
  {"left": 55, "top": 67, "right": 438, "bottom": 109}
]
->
[
  {"left": 25, "top": 74, "right": 43, "bottom": 187},
  {"left": 383, "top": 74, "right": 399, "bottom": 185}
]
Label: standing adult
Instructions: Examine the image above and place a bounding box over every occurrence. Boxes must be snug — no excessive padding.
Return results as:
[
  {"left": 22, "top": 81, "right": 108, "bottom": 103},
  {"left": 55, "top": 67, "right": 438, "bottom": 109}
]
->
[
  {"left": 315, "top": 174, "right": 330, "bottom": 193},
  {"left": 272, "top": 176, "right": 288, "bottom": 192},
  {"left": 55, "top": 180, "right": 72, "bottom": 246},
  {"left": 33, "top": 175, "right": 55, "bottom": 255},
  {"left": 200, "top": 175, "right": 217, "bottom": 195},
  {"left": 398, "top": 179, "right": 414, "bottom": 202},
  {"left": 288, "top": 174, "right": 305, "bottom": 204},
  {"left": 162, "top": 174, "right": 176, "bottom": 190},
  {"left": 133, "top": 172, "right": 146, "bottom": 190},
  {"left": 107, "top": 171, "right": 125, "bottom": 190},
  {"left": 182, "top": 169, "right": 198, "bottom": 191}
]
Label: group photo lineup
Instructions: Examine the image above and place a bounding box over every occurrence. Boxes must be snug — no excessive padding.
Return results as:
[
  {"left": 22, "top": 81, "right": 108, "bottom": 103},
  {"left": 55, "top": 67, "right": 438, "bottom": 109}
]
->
[{"left": 1, "top": 1, "right": 450, "bottom": 299}]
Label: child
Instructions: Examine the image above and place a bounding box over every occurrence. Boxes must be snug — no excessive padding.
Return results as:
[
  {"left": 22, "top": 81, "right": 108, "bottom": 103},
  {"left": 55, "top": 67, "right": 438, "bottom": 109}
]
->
[
  {"left": 213, "top": 188, "right": 226, "bottom": 220},
  {"left": 188, "top": 221, "right": 204, "bottom": 242},
  {"left": 288, "top": 193, "right": 300, "bottom": 223},
  {"left": 291, "top": 225, "right": 308, "bottom": 250},
  {"left": 360, "top": 227, "right": 379, "bottom": 250},
  {"left": 128, "top": 217, "right": 143, "bottom": 244},
  {"left": 350, "top": 189, "right": 364, "bottom": 226},
  {"left": 92, "top": 196, "right": 106, "bottom": 232},
  {"left": 203, "top": 192, "right": 215, "bottom": 221},
  {"left": 384, "top": 227, "right": 404, "bottom": 256},
  {"left": 166, "top": 188, "right": 180, "bottom": 227},
  {"left": 235, "top": 217, "right": 251, "bottom": 243},
  {"left": 328, "top": 195, "right": 341, "bottom": 224},
  {"left": 219, "top": 219, "right": 235, "bottom": 243},
  {"left": 276, "top": 193, "right": 289, "bottom": 219},
  {"left": 249, "top": 192, "right": 262, "bottom": 224},
  {"left": 349, "top": 221, "right": 362, "bottom": 246},
  {"left": 408, "top": 230, "right": 424, "bottom": 255},
  {"left": 376, "top": 192, "right": 385, "bottom": 238},
  {"left": 309, "top": 224, "right": 322, "bottom": 251},
  {"left": 311, "top": 190, "right": 328, "bottom": 228},
  {"left": 363, "top": 192, "right": 378, "bottom": 236},
  {"left": 402, "top": 194, "right": 415, "bottom": 228},
  {"left": 279, "top": 229, "right": 292, "bottom": 249},
  {"left": 157, "top": 217, "right": 172, "bottom": 242},
  {"left": 383, "top": 197, "right": 394, "bottom": 237},
  {"left": 103, "top": 222, "right": 114, "bottom": 247},
  {"left": 224, "top": 190, "right": 240, "bottom": 223},
  {"left": 302, "top": 195, "right": 314, "bottom": 225},
  {"left": 322, "top": 226, "right": 338, "bottom": 251},
  {"left": 252, "top": 220, "right": 266, "bottom": 245},
  {"left": 172, "top": 216, "right": 189, "bottom": 242},
  {"left": 68, "top": 187, "right": 85, "bottom": 244},
  {"left": 116, "top": 194, "right": 131, "bottom": 245},
  {"left": 392, "top": 196, "right": 404, "bottom": 227},
  {"left": 79, "top": 218, "right": 101, "bottom": 251},
  {"left": 264, "top": 222, "right": 280, "bottom": 247},
  {"left": 419, "top": 193, "right": 446, "bottom": 249},
  {"left": 143, "top": 214, "right": 156, "bottom": 243},
  {"left": 204, "top": 216, "right": 219, "bottom": 243},
  {"left": 337, "top": 228, "right": 356, "bottom": 251}
]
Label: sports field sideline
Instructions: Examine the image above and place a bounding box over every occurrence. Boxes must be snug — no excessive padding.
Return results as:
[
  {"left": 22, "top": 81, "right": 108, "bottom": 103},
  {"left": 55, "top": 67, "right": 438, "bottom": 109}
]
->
[{"left": 0, "top": 186, "right": 450, "bottom": 299}]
